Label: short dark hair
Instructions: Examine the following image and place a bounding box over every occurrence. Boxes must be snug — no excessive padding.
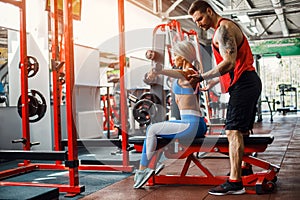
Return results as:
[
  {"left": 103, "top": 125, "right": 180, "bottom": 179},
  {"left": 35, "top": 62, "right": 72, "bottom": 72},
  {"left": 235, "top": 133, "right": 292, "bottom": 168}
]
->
[{"left": 188, "top": 0, "right": 215, "bottom": 15}]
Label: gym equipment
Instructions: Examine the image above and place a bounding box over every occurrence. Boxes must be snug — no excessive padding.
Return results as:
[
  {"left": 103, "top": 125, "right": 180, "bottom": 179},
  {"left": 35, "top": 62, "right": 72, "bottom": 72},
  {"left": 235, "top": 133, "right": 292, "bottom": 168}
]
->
[
  {"left": 101, "top": 92, "right": 118, "bottom": 132},
  {"left": 0, "top": 0, "right": 86, "bottom": 196},
  {"left": 277, "top": 84, "right": 297, "bottom": 114},
  {"left": 144, "top": 20, "right": 219, "bottom": 132},
  {"left": 0, "top": 70, "right": 7, "bottom": 104},
  {"left": 0, "top": 62, "right": 8, "bottom": 105},
  {"left": 257, "top": 96, "right": 276, "bottom": 122},
  {"left": 143, "top": 71, "right": 158, "bottom": 85},
  {"left": 58, "top": 72, "right": 66, "bottom": 85},
  {"left": 0, "top": 95, "right": 6, "bottom": 103},
  {"left": 0, "top": 150, "right": 67, "bottom": 161},
  {"left": 140, "top": 92, "right": 161, "bottom": 105},
  {"left": 129, "top": 134, "right": 280, "bottom": 194},
  {"left": 17, "top": 89, "right": 47, "bottom": 123},
  {"left": 19, "top": 56, "right": 39, "bottom": 78},
  {"left": 133, "top": 99, "right": 157, "bottom": 126},
  {"left": 132, "top": 92, "right": 162, "bottom": 126},
  {"left": 12, "top": 138, "right": 40, "bottom": 147}
]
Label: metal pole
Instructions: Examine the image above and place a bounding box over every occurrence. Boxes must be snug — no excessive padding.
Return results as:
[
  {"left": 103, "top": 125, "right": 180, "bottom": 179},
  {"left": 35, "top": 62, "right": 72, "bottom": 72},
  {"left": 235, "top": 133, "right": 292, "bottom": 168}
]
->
[
  {"left": 63, "top": 0, "right": 79, "bottom": 188},
  {"left": 19, "top": 0, "right": 30, "bottom": 161},
  {"left": 255, "top": 55, "right": 263, "bottom": 122},
  {"left": 106, "top": 87, "right": 110, "bottom": 138},
  {"left": 118, "top": 0, "right": 129, "bottom": 166},
  {"left": 50, "top": 0, "right": 63, "bottom": 160}
]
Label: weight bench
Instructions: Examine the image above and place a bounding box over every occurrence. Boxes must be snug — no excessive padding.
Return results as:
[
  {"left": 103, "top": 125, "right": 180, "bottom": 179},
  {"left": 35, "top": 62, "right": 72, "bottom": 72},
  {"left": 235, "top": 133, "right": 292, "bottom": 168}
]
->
[
  {"left": 129, "top": 134, "right": 280, "bottom": 194},
  {"left": 0, "top": 150, "right": 68, "bottom": 161}
]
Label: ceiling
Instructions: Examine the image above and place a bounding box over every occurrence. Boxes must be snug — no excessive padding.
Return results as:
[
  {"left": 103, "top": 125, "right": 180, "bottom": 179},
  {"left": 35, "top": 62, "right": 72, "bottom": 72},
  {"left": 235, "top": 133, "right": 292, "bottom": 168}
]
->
[
  {"left": 1, "top": 1, "right": 299, "bottom": 48},
  {"left": 127, "top": 0, "right": 300, "bottom": 45}
]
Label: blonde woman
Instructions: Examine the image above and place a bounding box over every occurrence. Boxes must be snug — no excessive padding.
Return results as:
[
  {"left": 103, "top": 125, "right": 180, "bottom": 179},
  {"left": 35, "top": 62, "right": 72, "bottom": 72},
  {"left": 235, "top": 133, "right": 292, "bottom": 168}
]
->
[{"left": 134, "top": 40, "right": 207, "bottom": 189}]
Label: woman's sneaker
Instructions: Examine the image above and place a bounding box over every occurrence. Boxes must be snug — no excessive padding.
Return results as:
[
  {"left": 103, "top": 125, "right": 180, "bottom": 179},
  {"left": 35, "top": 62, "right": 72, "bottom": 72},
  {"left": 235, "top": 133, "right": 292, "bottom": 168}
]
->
[
  {"left": 133, "top": 163, "right": 164, "bottom": 184},
  {"left": 133, "top": 168, "right": 155, "bottom": 189},
  {"left": 208, "top": 180, "right": 246, "bottom": 195}
]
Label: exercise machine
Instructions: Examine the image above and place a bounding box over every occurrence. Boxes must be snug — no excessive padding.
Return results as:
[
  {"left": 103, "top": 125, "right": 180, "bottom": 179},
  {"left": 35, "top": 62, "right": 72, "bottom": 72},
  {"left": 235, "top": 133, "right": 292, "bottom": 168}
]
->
[
  {"left": 129, "top": 134, "right": 280, "bottom": 194},
  {"left": 277, "top": 84, "right": 297, "bottom": 115}
]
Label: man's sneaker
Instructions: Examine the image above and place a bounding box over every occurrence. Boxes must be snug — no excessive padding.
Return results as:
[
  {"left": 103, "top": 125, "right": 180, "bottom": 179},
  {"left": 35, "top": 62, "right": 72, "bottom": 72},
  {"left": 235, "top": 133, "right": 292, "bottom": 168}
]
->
[
  {"left": 208, "top": 180, "right": 246, "bottom": 195},
  {"left": 155, "top": 163, "right": 165, "bottom": 175},
  {"left": 133, "top": 168, "right": 155, "bottom": 189}
]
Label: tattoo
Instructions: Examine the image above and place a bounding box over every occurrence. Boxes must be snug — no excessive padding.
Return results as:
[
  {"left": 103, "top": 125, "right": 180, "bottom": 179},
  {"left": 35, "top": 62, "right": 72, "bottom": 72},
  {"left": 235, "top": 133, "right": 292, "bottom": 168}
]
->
[{"left": 218, "top": 25, "right": 236, "bottom": 55}]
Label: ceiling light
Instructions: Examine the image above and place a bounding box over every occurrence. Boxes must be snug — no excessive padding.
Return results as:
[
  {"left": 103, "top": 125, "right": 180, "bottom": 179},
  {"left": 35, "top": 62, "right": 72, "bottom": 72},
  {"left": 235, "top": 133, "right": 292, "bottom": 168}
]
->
[
  {"left": 250, "top": 26, "right": 259, "bottom": 34},
  {"left": 236, "top": 14, "right": 251, "bottom": 23}
]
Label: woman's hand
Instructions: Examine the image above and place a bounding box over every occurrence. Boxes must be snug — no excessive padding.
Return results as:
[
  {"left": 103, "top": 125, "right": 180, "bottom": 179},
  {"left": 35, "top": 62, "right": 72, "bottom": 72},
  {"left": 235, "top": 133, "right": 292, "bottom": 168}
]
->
[
  {"left": 180, "top": 68, "right": 200, "bottom": 89},
  {"left": 148, "top": 68, "right": 158, "bottom": 79},
  {"left": 144, "top": 68, "right": 158, "bottom": 83}
]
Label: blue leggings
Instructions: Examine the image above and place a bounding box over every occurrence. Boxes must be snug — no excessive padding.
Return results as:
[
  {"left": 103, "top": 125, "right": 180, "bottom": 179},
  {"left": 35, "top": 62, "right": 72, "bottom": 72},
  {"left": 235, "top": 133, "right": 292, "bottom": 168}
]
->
[{"left": 140, "top": 114, "right": 207, "bottom": 167}]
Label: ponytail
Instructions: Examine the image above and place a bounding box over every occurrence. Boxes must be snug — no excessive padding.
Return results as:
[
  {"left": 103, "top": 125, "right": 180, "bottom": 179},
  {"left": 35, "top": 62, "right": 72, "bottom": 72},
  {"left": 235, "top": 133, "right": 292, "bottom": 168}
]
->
[{"left": 193, "top": 60, "right": 200, "bottom": 71}]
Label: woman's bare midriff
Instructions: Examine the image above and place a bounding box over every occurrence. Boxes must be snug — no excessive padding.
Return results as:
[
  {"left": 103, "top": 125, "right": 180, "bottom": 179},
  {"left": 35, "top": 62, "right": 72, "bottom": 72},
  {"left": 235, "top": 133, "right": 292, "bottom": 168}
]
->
[{"left": 175, "top": 94, "right": 201, "bottom": 113}]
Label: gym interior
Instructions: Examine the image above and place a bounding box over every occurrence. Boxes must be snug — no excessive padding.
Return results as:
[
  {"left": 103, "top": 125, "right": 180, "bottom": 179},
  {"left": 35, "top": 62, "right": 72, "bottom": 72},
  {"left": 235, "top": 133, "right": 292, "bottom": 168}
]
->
[{"left": 0, "top": 0, "right": 299, "bottom": 199}]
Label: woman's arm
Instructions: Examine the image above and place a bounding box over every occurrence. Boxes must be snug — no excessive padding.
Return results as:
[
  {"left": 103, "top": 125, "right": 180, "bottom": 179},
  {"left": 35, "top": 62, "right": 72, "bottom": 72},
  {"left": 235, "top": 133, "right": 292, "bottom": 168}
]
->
[
  {"left": 145, "top": 68, "right": 197, "bottom": 85},
  {"left": 158, "top": 69, "right": 188, "bottom": 79}
]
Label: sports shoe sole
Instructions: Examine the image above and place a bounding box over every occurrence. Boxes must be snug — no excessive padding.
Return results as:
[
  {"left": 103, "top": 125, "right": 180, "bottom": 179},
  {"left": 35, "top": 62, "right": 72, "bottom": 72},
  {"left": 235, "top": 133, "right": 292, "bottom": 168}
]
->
[
  {"left": 208, "top": 188, "right": 246, "bottom": 196},
  {"left": 155, "top": 163, "right": 165, "bottom": 175},
  {"left": 133, "top": 170, "right": 155, "bottom": 189}
]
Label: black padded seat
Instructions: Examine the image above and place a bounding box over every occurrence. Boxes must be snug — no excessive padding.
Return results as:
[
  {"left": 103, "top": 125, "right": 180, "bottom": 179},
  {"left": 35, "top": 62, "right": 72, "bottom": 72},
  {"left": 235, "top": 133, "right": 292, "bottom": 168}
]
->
[{"left": 129, "top": 134, "right": 274, "bottom": 146}]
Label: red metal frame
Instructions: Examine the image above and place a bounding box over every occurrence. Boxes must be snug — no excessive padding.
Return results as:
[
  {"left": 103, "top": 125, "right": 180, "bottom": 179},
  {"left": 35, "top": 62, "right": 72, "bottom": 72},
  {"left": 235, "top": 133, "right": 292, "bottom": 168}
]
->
[
  {"left": 101, "top": 93, "right": 119, "bottom": 133},
  {"left": 153, "top": 20, "right": 183, "bottom": 41},
  {"left": 39, "top": 0, "right": 133, "bottom": 173},
  {"left": 62, "top": 0, "right": 82, "bottom": 195},
  {"left": 45, "top": 0, "right": 134, "bottom": 173},
  {"left": 50, "top": 0, "right": 63, "bottom": 164},
  {"left": 135, "top": 140, "right": 280, "bottom": 194},
  {"left": 118, "top": 0, "right": 131, "bottom": 169},
  {"left": 0, "top": 0, "right": 85, "bottom": 196},
  {"left": 150, "top": 20, "right": 217, "bottom": 128},
  {"left": 0, "top": 0, "right": 134, "bottom": 197},
  {"left": 19, "top": 0, "right": 30, "bottom": 163},
  {"left": 152, "top": 20, "right": 183, "bottom": 67}
]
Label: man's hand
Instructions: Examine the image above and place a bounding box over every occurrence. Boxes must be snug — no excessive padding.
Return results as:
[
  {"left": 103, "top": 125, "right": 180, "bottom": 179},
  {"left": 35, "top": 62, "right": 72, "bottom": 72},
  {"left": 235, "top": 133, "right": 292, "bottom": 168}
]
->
[
  {"left": 188, "top": 73, "right": 204, "bottom": 86},
  {"left": 199, "top": 78, "right": 219, "bottom": 91}
]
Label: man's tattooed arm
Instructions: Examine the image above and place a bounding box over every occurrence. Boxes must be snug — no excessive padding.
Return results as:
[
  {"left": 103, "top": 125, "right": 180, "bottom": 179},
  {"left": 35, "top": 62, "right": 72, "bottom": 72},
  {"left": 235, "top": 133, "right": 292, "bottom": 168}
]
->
[
  {"left": 195, "top": 24, "right": 238, "bottom": 81},
  {"left": 216, "top": 24, "right": 237, "bottom": 74}
]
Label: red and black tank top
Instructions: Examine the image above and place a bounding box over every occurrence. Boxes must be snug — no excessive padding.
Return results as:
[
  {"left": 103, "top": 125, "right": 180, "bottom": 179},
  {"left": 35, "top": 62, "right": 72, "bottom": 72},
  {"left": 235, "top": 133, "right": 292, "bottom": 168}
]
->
[{"left": 212, "top": 18, "right": 255, "bottom": 93}]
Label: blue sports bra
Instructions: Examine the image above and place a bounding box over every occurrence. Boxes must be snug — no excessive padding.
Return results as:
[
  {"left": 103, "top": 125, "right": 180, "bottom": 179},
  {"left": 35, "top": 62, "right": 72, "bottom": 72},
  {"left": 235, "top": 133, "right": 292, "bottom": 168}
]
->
[{"left": 172, "top": 79, "right": 195, "bottom": 95}]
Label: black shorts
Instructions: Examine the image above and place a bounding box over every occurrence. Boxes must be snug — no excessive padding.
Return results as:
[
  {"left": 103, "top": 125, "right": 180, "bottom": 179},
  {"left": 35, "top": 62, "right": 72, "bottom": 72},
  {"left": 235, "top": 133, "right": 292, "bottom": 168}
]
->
[{"left": 225, "top": 71, "right": 262, "bottom": 132}]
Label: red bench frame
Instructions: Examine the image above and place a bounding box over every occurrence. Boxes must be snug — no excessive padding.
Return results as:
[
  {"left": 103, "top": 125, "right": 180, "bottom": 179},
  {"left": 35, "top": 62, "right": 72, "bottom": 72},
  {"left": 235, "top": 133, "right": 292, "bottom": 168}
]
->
[{"left": 130, "top": 134, "right": 280, "bottom": 194}]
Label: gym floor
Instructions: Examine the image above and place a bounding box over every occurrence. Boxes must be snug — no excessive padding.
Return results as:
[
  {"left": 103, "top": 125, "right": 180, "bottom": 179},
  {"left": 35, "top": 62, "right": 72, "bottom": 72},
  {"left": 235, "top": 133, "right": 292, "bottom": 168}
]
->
[{"left": 0, "top": 112, "right": 299, "bottom": 200}]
